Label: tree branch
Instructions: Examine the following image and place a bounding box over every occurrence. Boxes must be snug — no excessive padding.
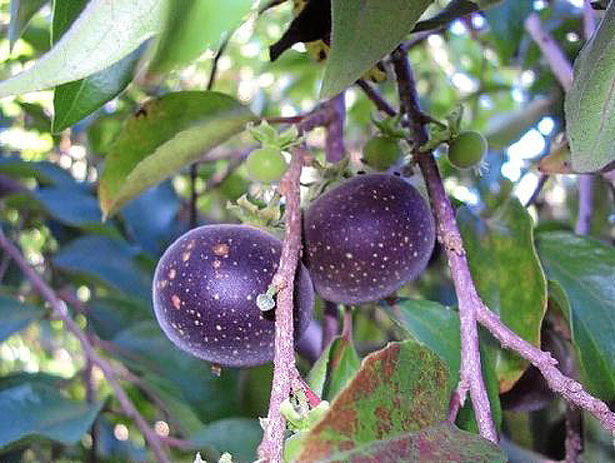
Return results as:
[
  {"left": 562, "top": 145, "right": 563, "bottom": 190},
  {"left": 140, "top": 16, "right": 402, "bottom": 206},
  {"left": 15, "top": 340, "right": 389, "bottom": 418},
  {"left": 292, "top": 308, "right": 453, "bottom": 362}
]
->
[
  {"left": 0, "top": 228, "right": 170, "bottom": 463},
  {"left": 525, "top": 13, "right": 574, "bottom": 90},
  {"left": 257, "top": 147, "right": 305, "bottom": 463},
  {"left": 356, "top": 79, "right": 397, "bottom": 117},
  {"left": 391, "top": 46, "right": 498, "bottom": 443}
]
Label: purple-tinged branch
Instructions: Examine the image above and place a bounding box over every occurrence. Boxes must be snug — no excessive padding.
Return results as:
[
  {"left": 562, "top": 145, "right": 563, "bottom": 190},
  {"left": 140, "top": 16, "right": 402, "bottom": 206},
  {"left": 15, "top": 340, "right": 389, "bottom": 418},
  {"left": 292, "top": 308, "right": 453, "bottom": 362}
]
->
[
  {"left": 391, "top": 46, "right": 497, "bottom": 442},
  {"left": 0, "top": 228, "right": 170, "bottom": 463},
  {"left": 257, "top": 147, "right": 305, "bottom": 463}
]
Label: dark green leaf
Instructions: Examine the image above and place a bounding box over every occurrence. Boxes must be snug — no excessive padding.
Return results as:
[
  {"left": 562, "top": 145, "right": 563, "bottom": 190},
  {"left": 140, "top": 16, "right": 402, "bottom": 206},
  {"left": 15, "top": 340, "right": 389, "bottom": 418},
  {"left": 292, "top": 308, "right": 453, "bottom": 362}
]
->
[
  {"left": 98, "top": 91, "right": 256, "bottom": 217},
  {"left": 50, "top": 0, "right": 144, "bottom": 132},
  {"left": 0, "top": 382, "right": 102, "bottom": 448},
  {"left": 564, "top": 0, "right": 615, "bottom": 173},
  {"left": 121, "top": 181, "right": 180, "bottom": 256},
  {"left": 312, "top": 423, "right": 506, "bottom": 463},
  {"left": 297, "top": 341, "right": 449, "bottom": 462},
  {"left": 0, "top": 158, "right": 81, "bottom": 190},
  {"left": 484, "top": 0, "right": 532, "bottom": 63},
  {"left": 52, "top": 47, "right": 143, "bottom": 133},
  {"left": 149, "top": 0, "right": 253, "bottom": 73},
  {"left": 537, "top": 231, "right": 615, "bottom": 400},
  {"left": 8, "top": 0, "right": 47, "bottom": 51},
  {"left": 0, "top": 295, "right": 44, "bottom": 342},
  {"left": 86, "top": 295, "right": 151, "bottom": 340},
  {"left": 112, "top": 322, "right": 241, "bottom": 424},
  {"left": 308, "top": 335, "right": 360, "bottom": 401},
  {"left": 52, "top": 235, "right": 150, "bottom": 299},
  {"left": 458, "top": 198, "right": 547, "bottom": 391},
  {"left": 321, "top": 0, "right": 434, "bottom": 98},
  {"left": 190, "top": 418, "right": 262, "bottom": 463}
]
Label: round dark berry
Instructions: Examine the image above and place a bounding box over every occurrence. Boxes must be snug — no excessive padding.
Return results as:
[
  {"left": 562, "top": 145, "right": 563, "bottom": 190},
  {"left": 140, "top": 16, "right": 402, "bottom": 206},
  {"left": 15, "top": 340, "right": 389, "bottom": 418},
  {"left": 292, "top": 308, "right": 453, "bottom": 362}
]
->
[
  {"left": 152, "top": 225, "right": 314, "bottom": 367},
  {"left": 303, "top": 174, "right": 435, "bottom": 304}
]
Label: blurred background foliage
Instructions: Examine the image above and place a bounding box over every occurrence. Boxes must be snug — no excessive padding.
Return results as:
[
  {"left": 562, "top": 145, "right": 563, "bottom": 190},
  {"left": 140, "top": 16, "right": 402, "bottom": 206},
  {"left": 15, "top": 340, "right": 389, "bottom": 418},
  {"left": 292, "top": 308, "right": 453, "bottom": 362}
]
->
[{"left": 0, "top": 0, "right": 613, "bottom": 462}]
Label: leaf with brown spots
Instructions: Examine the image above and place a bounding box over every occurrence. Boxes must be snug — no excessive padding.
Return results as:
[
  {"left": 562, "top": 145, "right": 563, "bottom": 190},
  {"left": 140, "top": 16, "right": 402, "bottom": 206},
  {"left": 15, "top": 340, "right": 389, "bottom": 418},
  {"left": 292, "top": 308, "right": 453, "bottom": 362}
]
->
[
  {"left": 312, "top": 423, "right": 506, "bottom": 463},
  {"left": 297, "top": 341, "right": 449, "bottom": 462}
]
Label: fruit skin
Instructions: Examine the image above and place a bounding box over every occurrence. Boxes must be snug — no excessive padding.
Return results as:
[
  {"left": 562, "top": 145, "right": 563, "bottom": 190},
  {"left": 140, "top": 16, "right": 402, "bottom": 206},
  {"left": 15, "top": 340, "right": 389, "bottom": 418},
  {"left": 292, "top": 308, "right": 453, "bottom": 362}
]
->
[
  {"left": 152, "top": 224, "right": 314, "bottom": 367},
  {"left": 303, "top": 174, "right": 435, "bottom": 304},
  {"left": 246, "top": 147, "right": 287, "bottom": 183},
  {"left": 362, "top": 135, "right": 403, "bottom": 171},
  {"left": 448, "top": 130, "right": 488, "bottom": 169}
]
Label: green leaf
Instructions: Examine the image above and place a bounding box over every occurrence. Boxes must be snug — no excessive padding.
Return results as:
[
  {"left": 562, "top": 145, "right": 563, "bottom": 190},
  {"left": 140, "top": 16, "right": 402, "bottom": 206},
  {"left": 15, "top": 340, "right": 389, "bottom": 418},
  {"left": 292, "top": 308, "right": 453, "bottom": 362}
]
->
[
  {"left": 86, "top": 295, "right": 151, "bottom": 340},
  {"left": 0, "top": 382, "right": 102, "bottom": 448},
  {"left": 8, "top": 0, "right": 47, "bottom": 51},
  {"left": 112, "top": 321, "right": 241, "bottom": 423},
  {"left": 98, "top": 91, "right": 256, "bottom": 218},
  {"left": 296, "top": 340, "right": 449, "bottom": 462},
  {"left": 320, "top": 0, "right": 434, "bottom": 98},
  {"left": 190, "top": 418, "right": 262, "bottom": 463},
  {"left": 312, "top": 423, "right": 505, "bottom": 463},
  {"left": 537, "top": 231, "right": 615, "bottom": 400},
  {"left": 149, "top": 0, "right": 253, "bottom": 73},
  {"left": 308, "top": 335, "right": 360, "bottom": 402},
  {"left": 384, "top": 298, "right": 502, "bottom": 431},
  {"left": 0, "top": 295, "right": 44, "bottom": 342},
  {"left": 458, "top": 198, "right": 547, "bottom": 391},
  {"left": 0, "top": 0, "right": 162, "bottom": 98},
  {"left": 564, "top": 0, "right": 615, "bottom": 173},
  {"left": 50, "top": 0, "right": 144, "bottom": 132},
  {"left": 51, "top": 49, "right": 144, "bottom": 133},
  {"left": 484, "top": 0, "right": 533, "bottom": 64},
  {"left": 52, "top": 235, "right": 151, "bottom": 299}
]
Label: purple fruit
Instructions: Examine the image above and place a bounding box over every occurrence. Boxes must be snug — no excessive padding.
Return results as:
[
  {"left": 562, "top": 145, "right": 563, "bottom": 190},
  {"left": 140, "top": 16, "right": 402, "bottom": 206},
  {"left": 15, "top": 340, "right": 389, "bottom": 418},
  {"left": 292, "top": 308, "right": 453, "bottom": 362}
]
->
[
  {"left": 152, "top": 224, "right": 314, "bottom": 367},
  {"left": 303, "top": 174, "right": 435, "bottom": 304}
]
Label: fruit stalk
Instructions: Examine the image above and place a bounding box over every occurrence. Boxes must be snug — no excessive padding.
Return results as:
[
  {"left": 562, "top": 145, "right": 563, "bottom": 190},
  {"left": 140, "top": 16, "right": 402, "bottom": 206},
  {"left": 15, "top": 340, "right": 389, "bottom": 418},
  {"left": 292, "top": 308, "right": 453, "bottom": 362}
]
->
[
  {"left": 391, "top": 45, "right": 498, "bottom": 443},
  {"left": 0, "top": 227, "right": 171, "bottom": 463},
  {"left": 257, "top": 147, "right": 306, "bottom": 463}
]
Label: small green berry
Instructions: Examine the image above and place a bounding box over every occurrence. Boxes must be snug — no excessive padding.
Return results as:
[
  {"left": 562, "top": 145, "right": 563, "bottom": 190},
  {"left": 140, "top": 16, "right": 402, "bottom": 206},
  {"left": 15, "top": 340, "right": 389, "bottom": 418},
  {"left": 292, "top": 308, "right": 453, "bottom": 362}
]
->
[
  {"left": 246, "top": 147, "right": 287, "bottom": 183},
  {"left": 362, "top": 135, "right": 403, "bottom": 171},
  {"left": 447, "top": 131, "right": 488, "bottom": 170}
]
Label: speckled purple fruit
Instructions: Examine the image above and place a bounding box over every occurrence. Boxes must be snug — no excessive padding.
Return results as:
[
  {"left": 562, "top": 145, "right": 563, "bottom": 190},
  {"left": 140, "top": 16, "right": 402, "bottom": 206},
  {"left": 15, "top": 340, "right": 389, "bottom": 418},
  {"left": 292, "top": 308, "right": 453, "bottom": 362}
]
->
[
  {"left": 152, "top": 225, "right": 314, "bottom": 367},
  {"left": 303, "top": 174, "right": 435, "bottom": 304}
]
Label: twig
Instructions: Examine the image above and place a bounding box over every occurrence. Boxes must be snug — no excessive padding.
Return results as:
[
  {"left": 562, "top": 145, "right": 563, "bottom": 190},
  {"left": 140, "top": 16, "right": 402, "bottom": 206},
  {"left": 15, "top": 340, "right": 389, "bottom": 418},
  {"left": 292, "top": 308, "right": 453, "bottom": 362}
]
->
[
  {"left": 476, "top": 306, "right": 615, "bottom": 431},
  {"left": 391, "top": 46, "right": 498, "bottom": 443},
  {"left": 322, "top": 301, "right": 339, "bottom": 350},
  {"left": 525, "top": 13, "right": 573, "bottom": 90},
  {"left": 525, "top": 173, "right": 549, "bottom": 208},
  {"left": 0, "top": 228, "right": 171, "bottom": 463},
  {"left": 356, "top": 79, "right": 397, "bottom": 117},
  {"left": 189, "top": 37, "right": 232, "bottom": 229},
  {"left": 189, "top": 164, "right": 199, "bottom": 229},
  {"left": 325, "top": 93, "right": 346, "bottom": 163},
  {"left": 257, "top": 147, "right": 305, "bottom": 463},
  {"left": 575, "top": 175, "right": 594, "bottom": 235}
]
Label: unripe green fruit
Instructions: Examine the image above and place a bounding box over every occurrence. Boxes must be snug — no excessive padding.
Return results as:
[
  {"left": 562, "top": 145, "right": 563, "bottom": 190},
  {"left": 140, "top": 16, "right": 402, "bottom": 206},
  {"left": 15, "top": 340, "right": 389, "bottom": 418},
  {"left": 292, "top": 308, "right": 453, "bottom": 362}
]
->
[
  {"left": 447, "top": 131, "right": 488, "bottom": 169},
  {"left": 246, "top": 147, "right": 287, "bottom": 183},
  {"left": 362, "top": 135, "right": 403, "bottom": 171}
]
